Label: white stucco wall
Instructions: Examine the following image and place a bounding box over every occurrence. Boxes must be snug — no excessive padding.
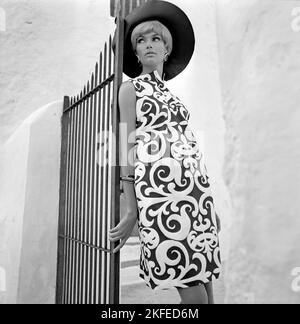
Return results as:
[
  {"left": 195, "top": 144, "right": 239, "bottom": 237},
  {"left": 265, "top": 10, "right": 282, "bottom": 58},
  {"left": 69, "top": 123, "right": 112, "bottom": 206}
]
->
[
  {"left": 0, "top": 0, "right": 115, "bottom": 147},
  {"left": 0, "top": 101, "right": 62, "bottom": 304},
  {"left": 0, "top": 125, "right": 30, "bottom": 304},
  {"left": 216, "top": 0, "right": 300, "bottom": 303}
]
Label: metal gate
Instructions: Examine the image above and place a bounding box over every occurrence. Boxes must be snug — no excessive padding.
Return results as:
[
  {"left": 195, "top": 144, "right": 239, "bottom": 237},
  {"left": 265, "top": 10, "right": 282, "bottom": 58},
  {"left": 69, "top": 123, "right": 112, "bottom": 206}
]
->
[{"left": 55, "top": 0, "right": 152, "bottom": 305}]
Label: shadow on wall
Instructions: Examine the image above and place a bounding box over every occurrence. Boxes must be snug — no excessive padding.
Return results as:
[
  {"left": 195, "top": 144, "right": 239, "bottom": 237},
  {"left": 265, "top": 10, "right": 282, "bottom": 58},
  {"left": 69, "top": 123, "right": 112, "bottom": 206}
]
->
[{"left": 0, "top": 101, "right": 62, "bottom": 304}]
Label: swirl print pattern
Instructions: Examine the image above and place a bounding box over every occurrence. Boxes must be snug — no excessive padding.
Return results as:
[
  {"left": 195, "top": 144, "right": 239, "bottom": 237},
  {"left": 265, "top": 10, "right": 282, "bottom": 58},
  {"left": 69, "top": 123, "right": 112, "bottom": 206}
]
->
[{"left": 129, "top": 70, "right": 221, "bottom": 290}]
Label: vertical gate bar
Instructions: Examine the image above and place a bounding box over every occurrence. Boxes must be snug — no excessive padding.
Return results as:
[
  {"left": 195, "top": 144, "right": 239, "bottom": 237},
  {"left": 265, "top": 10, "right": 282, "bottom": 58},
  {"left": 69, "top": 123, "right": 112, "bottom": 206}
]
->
[
  {"left": 65, "top": 106, "right": 72, "bottom": 303},
  {"left": 98, "top": 53, "right": 104, "bottom": 304},
  {"left": 75, "top": 99, "right": 78, "bottom": 304},
  {"left": 89, "top": 82, "right": 93, "bottom": 304},
  {"left": 71, "top": 105, "right": 75, "bottom": 305},
  {"left": 93, "top": 62, "right": 99, "bottom": 305},
  {"left": 80, "top": 90, "right": 85, "bottom": 304},
  {"left": 92, "top": 73, "right": 97, "bottom": 305},
  {"left": 67, "top": 100, "right": 72, "bottom": 304},
  {"left": 89, "top": 73, "right": 95, "bottom": 304},
  {"left": 64, "top": 108, "right": 73, "bottom": 304},
  {"left": 105, "top": 41, "right": 111, "bottom": 303},
  {"left": 88, "top": 83, "right": 92, "bottom": 303},
  {"left": 109, "top": 9, "right": 124, "bottom": 304},
  {"left": 55, "top": 96, "right": 70, "bottom": 304},
  {"left": 102, "top": 41, "right": 108, "bottom": 304},
  {"left": 105, "top": 50, "right": 110, "bottom": 306},
  {"left": 106, "top": 36, "right": 113, "bottom": 303},
  {"left": 89, "top": 81, "right": 94, "bottom": 304},
  {"left": 85, "top": 80, "right": 91, "bottom": 304},
  {"left": 64, "top": 107, "right": 71, "bottom": 304},
  {"left": 92, "top": 63, "right": 99, "bottom": 304},
  {"left": 80, "top": 88, "right": 85, "bottom": 304},
  {"left": 99, "top": 49, "right": 106, "bottom": 304},
  {"left": 70, "top": 98, "right": 77, "bottom": 304},
  {"left": 86, "top": 87, "right": 91, "bottom": 305},
  {"left": 72, "top": 99, "right": 77, "bottom": 304},
  {"left": 74, "top": 96, "right": 80, "bottom": 304},
  {"left": 77, "top": 91, "right": 84, "bottom": 304},
  {"left": 62, "top": 109, "right": 71, "bottom": 304},
  {"left": 81, "top": 86, "right": 87, "bottom": 304},
  {"left": 97, "top": 53, "right": 104, "bottom": 304},
  {"left": 70, "top": 100, "right": 77, "bottom": 304},
  {"left": 67, "top": 106, "right": 75, "bottom": 304}
]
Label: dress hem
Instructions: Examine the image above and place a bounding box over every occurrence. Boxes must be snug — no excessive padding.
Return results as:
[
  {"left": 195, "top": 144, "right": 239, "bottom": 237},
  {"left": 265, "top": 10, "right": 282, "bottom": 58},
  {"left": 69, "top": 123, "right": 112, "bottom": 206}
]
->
[{"left": 139, "top": 272, "right": 221, "bottom": 291}]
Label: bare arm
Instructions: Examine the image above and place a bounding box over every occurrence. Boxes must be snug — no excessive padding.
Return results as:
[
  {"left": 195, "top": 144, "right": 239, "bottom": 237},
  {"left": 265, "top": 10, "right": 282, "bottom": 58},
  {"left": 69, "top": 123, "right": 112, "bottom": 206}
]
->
[
  {"left": 119, "top": 81, "right": 138, "bottom": 216},
  {"left": 109, "top": 81, "right": 138, "bottom": 253}
]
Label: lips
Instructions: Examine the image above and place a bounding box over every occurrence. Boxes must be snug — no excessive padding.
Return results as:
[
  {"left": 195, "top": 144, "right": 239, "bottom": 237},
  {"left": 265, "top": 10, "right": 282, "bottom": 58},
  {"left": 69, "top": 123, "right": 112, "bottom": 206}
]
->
[{"left": 145, "top": 52, "right": 156, "bottom": 56}]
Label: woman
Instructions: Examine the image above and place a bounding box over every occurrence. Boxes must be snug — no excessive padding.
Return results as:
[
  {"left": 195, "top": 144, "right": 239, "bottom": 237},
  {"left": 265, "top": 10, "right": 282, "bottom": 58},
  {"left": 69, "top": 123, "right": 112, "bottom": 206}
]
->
[{"left": 109, "top": 0, "right": 221, "bottom": 304}]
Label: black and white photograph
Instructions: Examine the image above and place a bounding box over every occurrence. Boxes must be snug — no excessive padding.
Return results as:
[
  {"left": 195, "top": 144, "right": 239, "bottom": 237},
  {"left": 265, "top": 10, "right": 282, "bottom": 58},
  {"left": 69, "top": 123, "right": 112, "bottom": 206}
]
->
[{"left": 0, "top": 0, "right": 299, "bottom": 306}]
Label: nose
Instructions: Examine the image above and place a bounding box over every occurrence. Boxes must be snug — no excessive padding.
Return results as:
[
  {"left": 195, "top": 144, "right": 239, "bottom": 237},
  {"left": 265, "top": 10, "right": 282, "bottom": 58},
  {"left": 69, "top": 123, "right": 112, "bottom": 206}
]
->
[{"left": 146, "top": 40, "right": 153, "bottom": 49}]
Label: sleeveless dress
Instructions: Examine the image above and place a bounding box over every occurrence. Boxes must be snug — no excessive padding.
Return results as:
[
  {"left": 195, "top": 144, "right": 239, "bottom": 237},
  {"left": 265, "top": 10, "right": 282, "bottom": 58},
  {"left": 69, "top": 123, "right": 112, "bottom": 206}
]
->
[{"left": 128, "top": 70, "right": 221, "bottom": 290}]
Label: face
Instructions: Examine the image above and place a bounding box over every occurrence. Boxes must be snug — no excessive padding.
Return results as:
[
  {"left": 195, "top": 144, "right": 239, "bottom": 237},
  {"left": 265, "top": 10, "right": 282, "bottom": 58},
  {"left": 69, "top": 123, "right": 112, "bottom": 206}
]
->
[{"left": 135, "top": 31, "right": 168, "bottom": 72}]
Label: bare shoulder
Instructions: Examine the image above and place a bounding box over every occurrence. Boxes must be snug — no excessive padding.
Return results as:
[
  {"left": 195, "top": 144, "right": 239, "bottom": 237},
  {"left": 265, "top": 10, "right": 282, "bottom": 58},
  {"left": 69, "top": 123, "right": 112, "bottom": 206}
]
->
[
  {"left": 119, "top": 81, "right": 136, "bottom": 107},
  {"left": 119, "top": 80, "right": 135, "bottom": 97}
]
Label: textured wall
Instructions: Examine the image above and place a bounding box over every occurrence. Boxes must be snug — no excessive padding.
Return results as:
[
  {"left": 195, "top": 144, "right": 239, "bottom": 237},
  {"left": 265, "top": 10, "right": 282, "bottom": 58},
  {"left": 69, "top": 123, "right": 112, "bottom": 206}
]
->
[
  {"left": 216, "top": 0, "right": 300, "bottom": 303},
  {"left": 0, "top": 0, "right": 115, "bottom": 146}
]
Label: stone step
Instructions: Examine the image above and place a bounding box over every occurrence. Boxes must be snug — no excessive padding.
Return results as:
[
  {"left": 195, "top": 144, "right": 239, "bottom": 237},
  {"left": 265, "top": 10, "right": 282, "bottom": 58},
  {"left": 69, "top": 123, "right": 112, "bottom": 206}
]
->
[
  {"left": 121, "top": 265, "right": 144, "bottom": 286},
  {"left": 120, "top": 237, "right": 140, "bottom": 266}
]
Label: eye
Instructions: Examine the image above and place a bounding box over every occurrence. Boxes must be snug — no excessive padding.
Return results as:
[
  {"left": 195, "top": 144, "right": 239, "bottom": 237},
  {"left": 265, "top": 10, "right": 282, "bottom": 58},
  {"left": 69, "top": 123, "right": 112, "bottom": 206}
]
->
[
  {"left": 153, "top": 36, "right": 161, "bottom": 41},
  {"left": 137, "top": 37, "right": 144, "bottom": 44}
]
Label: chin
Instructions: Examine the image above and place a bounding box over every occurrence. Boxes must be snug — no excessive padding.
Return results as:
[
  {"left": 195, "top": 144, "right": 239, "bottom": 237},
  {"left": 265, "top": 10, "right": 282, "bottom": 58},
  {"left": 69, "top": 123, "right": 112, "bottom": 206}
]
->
[
  {"left": 144, "top": 62, "right": 159, "bottom": 69},
  {"left": 144, "top": 60, "right": 157, "bottom": 65}
]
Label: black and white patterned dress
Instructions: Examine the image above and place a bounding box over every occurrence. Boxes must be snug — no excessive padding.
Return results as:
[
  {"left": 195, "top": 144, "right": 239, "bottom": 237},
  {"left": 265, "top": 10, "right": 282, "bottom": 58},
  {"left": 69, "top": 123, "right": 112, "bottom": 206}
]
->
[{"left": 129, "top": 70, "right": 221, "bottom": 290}]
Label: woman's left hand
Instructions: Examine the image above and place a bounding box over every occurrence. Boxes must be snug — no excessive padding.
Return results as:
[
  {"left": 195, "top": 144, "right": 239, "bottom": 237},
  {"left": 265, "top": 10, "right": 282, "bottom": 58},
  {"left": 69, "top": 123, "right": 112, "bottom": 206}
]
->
[{"left": 109, "top": 213, "right": 137, "bottom": 253}]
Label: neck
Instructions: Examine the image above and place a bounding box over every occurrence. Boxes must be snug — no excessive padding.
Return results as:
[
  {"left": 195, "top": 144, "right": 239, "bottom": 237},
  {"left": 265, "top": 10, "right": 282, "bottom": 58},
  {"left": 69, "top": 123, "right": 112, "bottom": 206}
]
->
[{"left": 141, "top": 64, "right": 164, "bottom": 79}]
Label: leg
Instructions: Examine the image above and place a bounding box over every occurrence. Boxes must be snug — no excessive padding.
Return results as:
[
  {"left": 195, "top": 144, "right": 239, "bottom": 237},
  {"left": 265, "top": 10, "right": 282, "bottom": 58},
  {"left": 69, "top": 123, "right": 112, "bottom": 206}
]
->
[
  {"left": 204, "top": 281, "right": 215, "bottom": 304},
  {"left": 177, "top": 284, "right": 208, "bottom": 304}
]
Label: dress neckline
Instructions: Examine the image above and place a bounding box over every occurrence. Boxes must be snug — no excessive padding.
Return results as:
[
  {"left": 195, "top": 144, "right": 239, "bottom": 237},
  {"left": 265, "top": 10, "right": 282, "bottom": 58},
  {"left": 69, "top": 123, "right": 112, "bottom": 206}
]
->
[{"left": 139, "top": 70, "right": 165, "bottom": 84}]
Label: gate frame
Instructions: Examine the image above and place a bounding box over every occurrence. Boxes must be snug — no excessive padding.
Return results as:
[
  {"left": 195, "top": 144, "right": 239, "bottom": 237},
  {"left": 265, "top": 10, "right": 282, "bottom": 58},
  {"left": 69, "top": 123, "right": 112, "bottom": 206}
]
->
[{"left": 108, "top": 6, "right": 124, "bottom": 305}]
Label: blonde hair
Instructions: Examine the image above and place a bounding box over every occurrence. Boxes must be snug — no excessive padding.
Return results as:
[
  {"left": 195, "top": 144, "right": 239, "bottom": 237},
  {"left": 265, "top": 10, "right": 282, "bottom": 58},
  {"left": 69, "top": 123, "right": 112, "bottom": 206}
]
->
[{"left": 131, "top": 20, "right": 173, "bottom": 55}]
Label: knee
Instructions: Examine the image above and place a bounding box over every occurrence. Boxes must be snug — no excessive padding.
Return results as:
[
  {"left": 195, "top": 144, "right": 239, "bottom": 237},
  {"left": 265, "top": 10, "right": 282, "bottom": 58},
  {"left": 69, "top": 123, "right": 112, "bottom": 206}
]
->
[
  {"left": 181, "top": 295, "right": 208, "bottom": 305},
  {"left": 178, "top": 284, "right": 208, "bottom": 305}
]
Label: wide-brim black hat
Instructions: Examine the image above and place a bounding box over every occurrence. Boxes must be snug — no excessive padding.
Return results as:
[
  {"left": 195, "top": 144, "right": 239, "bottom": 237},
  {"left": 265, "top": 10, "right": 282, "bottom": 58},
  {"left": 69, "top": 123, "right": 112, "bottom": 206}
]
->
[{"left": 123, "top": 0, "right": 195, "bottom": 81}]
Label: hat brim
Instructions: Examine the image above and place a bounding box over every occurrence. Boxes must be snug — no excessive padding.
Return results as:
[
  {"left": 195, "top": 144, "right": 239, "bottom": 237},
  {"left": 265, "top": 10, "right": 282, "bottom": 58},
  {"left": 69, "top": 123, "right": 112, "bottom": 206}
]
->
[{"left": 123, "top": 0, "right": 195, "bottom": 81}]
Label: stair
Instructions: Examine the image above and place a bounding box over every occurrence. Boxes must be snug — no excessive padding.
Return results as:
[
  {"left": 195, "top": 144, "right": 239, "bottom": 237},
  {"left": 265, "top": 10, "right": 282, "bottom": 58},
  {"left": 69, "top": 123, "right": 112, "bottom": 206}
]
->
[{"left": 120, "top": 237, "right": 180, "bottom": 304}]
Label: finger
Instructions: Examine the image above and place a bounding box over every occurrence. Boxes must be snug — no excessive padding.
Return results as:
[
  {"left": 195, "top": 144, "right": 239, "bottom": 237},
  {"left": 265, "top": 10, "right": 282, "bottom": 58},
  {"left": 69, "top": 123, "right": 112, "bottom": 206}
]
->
[
  {"left": 113, "top": 243, "right": 121, "bottom": 254},
  {"left": 109, "top": 236, "right": 121, "bottom": 243},
  {"left": 109, "top": 226, "right": 119, "bottom": 234},
  {"left": 109, "top": 231, "right": 121, "bottom": 239},
  {"left": 113, "top": 240, "right": 126, "bottom": 254},
  {"left": 109, "top": 230, "right": 125, "bottom": 241}
]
